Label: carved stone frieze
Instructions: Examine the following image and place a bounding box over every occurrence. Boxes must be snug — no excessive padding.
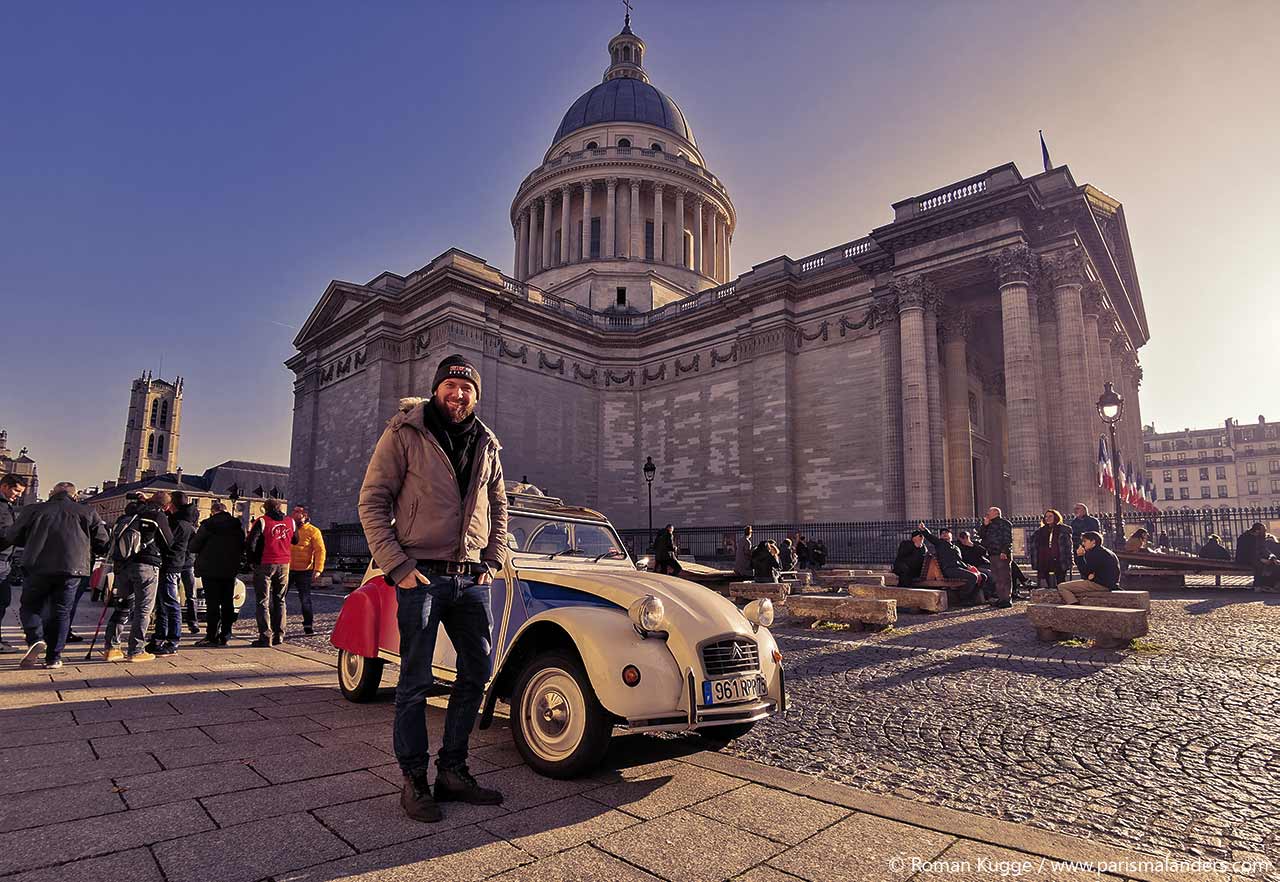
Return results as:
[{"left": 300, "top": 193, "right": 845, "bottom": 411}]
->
[
  {"left": 643, "top": 363, "right": 667, "bottom": 384},
  {"left": 710, "top": 343, "right": 738, "bottom": 366},
  {"left": 606, "top": 368, "right": 634, "bottom": 387},
  {"left": 538, "top": 351, "right": 565, "bottom": 374},
  {"left": 414, "top": 333, "right": 430, "bottom": 355},
  {"left": 796, "top": 320, "right": 829, "bottom": 346},
  {"left": 675, "top": 354, "right": 700, "bottom": 375},
  {"left": 573, "top": 363, "right": 598, "bottom": 384},
  {"left": 499, "top": 340, "right": 528, "bottom": 364}
]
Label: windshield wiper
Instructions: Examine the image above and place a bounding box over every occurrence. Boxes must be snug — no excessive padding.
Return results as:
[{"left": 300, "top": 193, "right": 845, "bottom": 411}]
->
[
  {"left": 546, "top": 547, "right": 583, "bottom": 560},
  {"left": 592, "top": 550, "right": 628, "bottom": 562}
]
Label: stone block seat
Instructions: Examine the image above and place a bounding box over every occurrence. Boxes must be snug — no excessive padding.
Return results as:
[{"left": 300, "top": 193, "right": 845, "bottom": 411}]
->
[
  {"left": 1028, "top": 588, "right": 1150, "bottom": 610},
  {"left": 724, "top": 582, "right": 790, "bottom": 603},
  {"left": 1120, "top": 569, "right": 1187, "bottom": 590},
  {"left": 1026, "top": 603, "right": 1149, "bottom": 649},
  {"left": 846, "top": 583, "right": 948, "bottom": 613},
  {"left": 813, "top": 572, "right": 887, "bottom": 591},
  {"left": 784, "top": 595, "right": 897, "bottom": 631}
]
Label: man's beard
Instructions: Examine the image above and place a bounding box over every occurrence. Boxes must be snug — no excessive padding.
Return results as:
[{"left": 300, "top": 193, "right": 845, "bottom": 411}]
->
[{"left": 434, "top": 394, "right": 475, "bottom": 424}]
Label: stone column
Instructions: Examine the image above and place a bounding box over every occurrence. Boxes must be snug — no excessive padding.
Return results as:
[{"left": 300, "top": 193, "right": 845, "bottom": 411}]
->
[
  {"left": 652, "top": 183, "right": 665, "bottom": 264},
  {"left": 516, "top": 210, "right": 529, "bottom": 280},
  {"left": 581, "top": 180, "right": 593, "bottom": 262},
  {"left": 559, "top": 184, "right": 572, "bottom": 265},
  {"left": 693, "top": 197, "right": 704, "bottom": 276},
  {"left": 541, "top": 194, "right": 553, "bottom": 272},
  {"left": 940, "top": 311, "right": 975, "bottom": 517},
  {"left": 1026, "top": 286, "right": 1053, "bottom": 509},
  {"left": 1049, "top": 246, "right": 1095, "bottom": 512},
  {"left": 922, "top": 290, "right": 946, "bottom": 513},
  {"left": 725, "top": 229, "right": 732, "bottom": 279},
  {"left": 527, "top": 202, "right": 540, "bottom": 276},
  {"left": 675, "top": 190, "right": 687, "bottom": 267},
  {"left": 876, "top": 292, "right": 905, "bottom": 519},
  {"left": 604, "top": 178, "right": 617, "bottom": 258},
  {"left": 992, "top": 244, "right": 1044, "bottom": 515},
  {"left": 1036, "top": 286, "right": 1066, "bottom": 507},
  {"left": 629, "top": 180, "right": 642, "bottom": 258},
  {"left": 896, "top": 276, "right": 934, "bottom": 517},
  {"left": 1081, "top": 281, "right": 1108, "bottom": 510},
  {"left": 711, "top": 212, "right": 722, "bottom": 281}
]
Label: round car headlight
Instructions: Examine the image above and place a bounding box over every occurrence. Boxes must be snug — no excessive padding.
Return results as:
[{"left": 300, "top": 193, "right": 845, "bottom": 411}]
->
[
  {"left": 628, "top": 595, "right": 666, "bottom": 632},
  {"left": 744, "top": 598, "right": 774, "bottom": 629}
]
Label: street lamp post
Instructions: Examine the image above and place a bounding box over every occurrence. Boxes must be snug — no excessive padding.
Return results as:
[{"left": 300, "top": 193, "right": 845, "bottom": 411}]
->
[
  {"left": 1097, "top": 382, "right": 1126, "bottom": 547},
  {"left": 643, "top": 456, "right": 656, "bottom": 553}
]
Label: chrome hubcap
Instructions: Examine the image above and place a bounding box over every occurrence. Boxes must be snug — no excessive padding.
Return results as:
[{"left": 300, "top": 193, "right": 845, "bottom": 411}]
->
[
  {"left": 521, "top": 668, "right": 586, "bottom": 763},
  {"left": 340, "top": 651, "right": 362, "bottom": 688}
]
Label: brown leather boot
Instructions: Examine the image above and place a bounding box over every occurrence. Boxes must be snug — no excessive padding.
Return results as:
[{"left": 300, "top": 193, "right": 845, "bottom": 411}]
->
[
  {"left": 434, "top": 765, "right": 503, "bottom": 805},
  {"left": 400, "top": 771, "right": 442, "bottom": 822}
]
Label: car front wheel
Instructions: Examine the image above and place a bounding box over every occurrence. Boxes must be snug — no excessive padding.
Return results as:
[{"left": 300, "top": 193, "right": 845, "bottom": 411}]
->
[
  {"left": 511, "top": 650, "right": 613, "bottom": 779},
  {"left": 338, "top": 650, "right": 384, "bottom": 702}
]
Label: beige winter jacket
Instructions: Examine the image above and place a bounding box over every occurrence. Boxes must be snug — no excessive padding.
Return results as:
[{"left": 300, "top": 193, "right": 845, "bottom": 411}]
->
[{"left": 357, "top": 397, "right": 508, "bottom": 585}]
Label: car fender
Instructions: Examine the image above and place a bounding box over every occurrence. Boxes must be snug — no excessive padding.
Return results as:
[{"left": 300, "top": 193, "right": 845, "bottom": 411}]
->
[
  {"left": 331, "top": 583, "right": 382, "bottom": 658},
  {"left": 497, "top": 606, "right": 684, "bottom": 721}
]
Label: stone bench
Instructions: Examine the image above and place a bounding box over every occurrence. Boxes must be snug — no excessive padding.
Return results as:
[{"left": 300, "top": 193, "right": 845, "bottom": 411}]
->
[
  {"left": 846, "top": 583, "right": 948, "bottom": 613},
  {"left": 784, "top": 595, "right": 897, "bottom": 631},
  {"left": 724, "top": 582, "right": 790, "bottom": 603},
  {"left": 813, "top": 572, "right": 886, "bottom": 589},
  {"left": 1120, "top": 569, "right": 1187, "bottom": 589},
  {"left": 1028, "top": 588, "right": 1150, "bottom": 611},
  {"left": 778, "top": 570, "right": 812, "bottom": 588},
  {"left": 1026, "top": 603, "right": 1149, "bottom": 649}
]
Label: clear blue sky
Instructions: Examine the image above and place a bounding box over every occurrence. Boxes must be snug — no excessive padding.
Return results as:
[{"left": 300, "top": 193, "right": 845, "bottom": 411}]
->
[{"left": 3, "top": 0, "right": 1278, "bottom": 492}]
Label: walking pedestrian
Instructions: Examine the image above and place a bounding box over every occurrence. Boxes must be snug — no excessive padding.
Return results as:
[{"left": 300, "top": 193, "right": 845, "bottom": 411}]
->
[
  {"left": 106, "top": 492, "right": 172, "bottom": 662},
  {"left": 1030, "top": 509, "right": 1074, "bottom": 591},
  {"left": 0, "top": 473, "right": 29, "bottom": 650},
  {"left": 733, "top": 526, "right": 753, "bottom": 579},
  {"left": 653, "top": 524, "right": 682, "bottom": 576},
  {"left": 359, "top": 353, "right": 508, "bottom": 822},
  {"left": 190, "top": 500, "right": 245, "bottom": 646},
  {"left": 1, "top": 482, "right": 109, "bottom": 669},
  {"left": 247, "top": 498, "right": 297, "bottom": 646},
  {"left": 288, "top": 505, "right": 326, "bottom": 636},
  {"left": 1056, "top": 531, "right": 1120, "bottom": 604},
  {"left": 795, "top": 534, "right": 811, "bottom": 571},
  {"left": 977, "top": 506, "right": 1014, "bottom": 609}
]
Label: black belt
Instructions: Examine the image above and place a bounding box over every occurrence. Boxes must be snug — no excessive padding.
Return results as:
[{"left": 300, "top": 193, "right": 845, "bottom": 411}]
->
[{"left": 417, "top": 560, "right": 487, "bottom": 576}]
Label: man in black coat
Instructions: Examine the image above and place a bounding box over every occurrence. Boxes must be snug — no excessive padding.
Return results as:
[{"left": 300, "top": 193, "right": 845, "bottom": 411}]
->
[
  {"left": 919, "top": 523, "right": 983, "bottom": 604},
  {"left": 653, "top": 524, "right": 682, "bottom": 576},
  {"left": 1056, "top": 531, "right": 1121, "bottom": 604},
  {"left": 892, "top": 531, "right": 927, "bottom": 588},
  {"left": 190, "top": 500, "right": 246, "bottom": 645},
  {"left": 1069, "top": 503, "right": 1102, "bottom": 576},
  {"left": 2, "top": 482, "right": 109, "bottom": 669},
  {"left": 0, "top": 473, "right": 29, "bottom": 651},
  {"left": 151, "top": 491, "right": 198, "bottom": 655},
  {"left": 1198, "top": 534, "right": 1231, "bottom": 561}
]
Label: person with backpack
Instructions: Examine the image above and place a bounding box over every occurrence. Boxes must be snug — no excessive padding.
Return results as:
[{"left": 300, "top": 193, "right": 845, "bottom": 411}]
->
[
  {"left": 101, "top": 491, "right": 172, "bottom": 662},
  {"left": 2, "top": 482, "right": 109, "bottom": 669},
  {"left": 246, "top": 498, "right": 298, "bottom": 646},
  {"left": 190, "top": 500, "right": 245, "bottom": 646},
  {"left": 149, "top": 491, "right": 198, "bottom": 655}
]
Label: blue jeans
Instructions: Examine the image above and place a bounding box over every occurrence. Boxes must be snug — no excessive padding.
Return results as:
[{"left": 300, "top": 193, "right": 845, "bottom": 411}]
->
[
  {"left": 181, "top": 566, "right": 197, "bottom": 627},
  {"left": 394, "top": 574, "right": 493, "bottom": 775},
  {"left": 156, "top": 570, "right": 183, "bottom": 647},
  {"left": 18, "top": 575, "right": 79, "bottom": 662}
]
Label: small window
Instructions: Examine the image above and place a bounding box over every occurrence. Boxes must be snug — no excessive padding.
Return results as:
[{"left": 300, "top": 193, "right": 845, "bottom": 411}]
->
[
  {"left": 590, "top": 217, "right": 601, "bottom": 259},
  {"left": 1180, "top": 487, "right": 1190, "bottom": 500},
  {"left": 160, "top": 399, "right": 170, "bottom": 428},
  {"left": 156, "top": 434, "right": 165, "bottom": 456},
  {"left": 616, "top": 287, "right": 627, "bottom": 307},
  {"left": 617, "top": 137, "right": 631, "bottom": 149},
  {"left": 1273, "top": 478, "right": 1280, "bottom": 493},
  {"left": 1271, "top": 459, "right": 1280, "bottom": 473},
  {"left": 1177, "top": 469, "right": 1187, "bottom": 481},
  {"left": 968, "top": 393, "right": 979, "bottom": 428},
  {"left": 1248, "top": 480, "right": 1259, "bottom": 494},
  {"left": 1218, "top": 485, "right": 1229, "bottom": 497},
  {"left": 1200, "top": 486, "right": 1211, "bottom": 498},
  {"left": 645, "top": 220, "right": 654, "bottom": 260},
  {"left": 1216, "top": 466, "right": 1226, "bottom": 479},
  {"left": 147, "top": 434, "right": 155, "bottom": 455},
  {"left": 1164, "top": 488, "right": 1174, "bottom": 500},
  {"left": 622, "top": 45, "right": 631, "bottom": 62},
  {"left": 1199, "top": 467, "right": 1209, "bottom": 481},
  {"left": 553, "top": 236, "right": 562, "bottom": 265},
  {"left": 1247, "top": 462, "right": 1257, "bottom": 475},
  {"left": 651, "top": 142, "right": 663, "bottom": 152},
  {"left": 149, "top": 399, "right": 159, "bottom": 427},
  {"left": 585, "top": 140, "right": 598, "bottom": 150},
  {"left": 1162, "top": 470, "right": 1172, "bottom": 482}
]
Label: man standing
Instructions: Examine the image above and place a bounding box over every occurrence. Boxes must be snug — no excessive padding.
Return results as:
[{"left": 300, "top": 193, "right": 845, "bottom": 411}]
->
[
  {"left": 113, "top": 491, "right": 172, "bottom": 662},
  {"left": 190, "top": 500, "right": 245, "bottom": 646},
  {"left": 1056, "top": 531, "right": 1120, "bottom": 604},
  {"left": 977, "top": 506, "right": 1014, "bottom": 609},
  {"left": 0, "top": 474, "right": 28, "bottom": 650},
  {"left": 2, "top": 482, "right": 108, "bottom": 668},
  {"left": 246, "top": 498, "right": 296, "bottom": 646},
  {"left": 153, "top": 491, "right": 197, "bottom": 655},
  {"left": 1069, "top": 503, "right": 1102, "bottom": 576},
  {"left": 733, "top": 526, "right": 753, "bottom": 579},
  {"left": 288, "top": 505, "right": 326, "bottom": 635},
  {"left": 359, "top": 353, "right": 508, "bottom": 823},
  {"left": 653, "top": 524, "right": 682, "bottom": 576}
]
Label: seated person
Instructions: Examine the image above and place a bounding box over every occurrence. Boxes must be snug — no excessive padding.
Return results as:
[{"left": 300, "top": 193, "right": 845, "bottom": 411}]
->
[
  {"left": 778, "top": 539, "right": 796, "bottom": 572},
  {"left": 811, "top": 540, "right": 827, "bottom": 569},
  {"left": 957, "top": 530, "right": 992, "bottom": 593},
  {"left": 1056, "top": 531, "right": 1120, "bottom": 604},
  {"left": 918, "top": 522, "right": 984, "bottom": 604},
  {"left": 1198, "top": 534, "right": 1231, "bottom": 561},
  {"left": 893, "top": 531, "right": 927, "bottom": 588},
  {"left": 751, "top": 541, "right": 781, "bottom": 584},
  {"left": 1124, "top": 528, "right": 1150, "bottom": 553}
]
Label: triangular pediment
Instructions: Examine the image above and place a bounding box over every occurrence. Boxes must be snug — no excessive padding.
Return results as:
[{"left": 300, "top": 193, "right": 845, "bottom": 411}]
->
[{"left": 294, "top": 282, "right": 376, "bottom": 348}]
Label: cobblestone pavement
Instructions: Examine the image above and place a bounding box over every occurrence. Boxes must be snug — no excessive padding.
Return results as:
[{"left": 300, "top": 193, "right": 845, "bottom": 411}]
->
[{"left": 727, "top": 589, "right": 1280, "bottom": 880}]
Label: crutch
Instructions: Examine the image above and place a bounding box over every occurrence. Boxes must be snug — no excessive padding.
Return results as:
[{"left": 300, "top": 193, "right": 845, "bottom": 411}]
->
[{"left": 84, "top": 571, "right": 113, "bottom": 660}]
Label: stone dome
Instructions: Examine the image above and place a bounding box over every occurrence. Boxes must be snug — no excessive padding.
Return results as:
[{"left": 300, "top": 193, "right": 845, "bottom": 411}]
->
[{"left": 553, "top": 78, "right": 695, "bottom": 147}]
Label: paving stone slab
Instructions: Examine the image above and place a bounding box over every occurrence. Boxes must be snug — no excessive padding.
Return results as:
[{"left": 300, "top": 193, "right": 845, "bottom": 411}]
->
[
  {"left": 0, "top": 719, "right": 126, "bottom": 748},
  {"left": 689, "top": 782, "right": 851, "bottom": 845},
  {"left": 0, "top": 709, "right": 75, "bottom": 734},
  {"left": 489, "top": 843, "right": 663, "bottom": 881},
  {"left": 473, "top": 762, "right": 599, "bottom": 812},
  {"left": 585, "top": 762, "right": 745, "bottom": 819},
  {"left": 0, "top": 750, "right": 160, "bottom": 797},
  {"left": 200, "top": 713, "right": 329, "bottom": 743},
  {"left": 312, "top": 792, "right": 509, "bottom": 852},
  {"left": 733, "top": 866, "right": 812, "bottom": 882},
  {"left": 91, "top": 724, "right": 216, "bottom": 757},
  {"left": 470, "top": 741, "right": 528, "bottom": 770},
  {"left": 0, "top": 779, "right": 124, "bottom": 833},
  {"left": 122, "top": 705, "right": 264, "bottom": 733},
  {"left": 302, "top": 721, "right": 395, "bottom": 751},
  {"left": 117, "top": 757, "right": 269, "bottom": 808},
  {"left": 0, "top": 738, "right": 96, "bottom": 772},
  {"left": 249, "top": 698, "right": 347, "bottom": 719},
  {"left": 152, "top": 733, "right": 317, "bottom": 770},
  {"left": 0, "top": 798, "right": 214, "bottom": 875},
  {"left": 597, "top": 808, "right": 784, "bottom": 882},
  {"left": 153, "top": 809, "right": 353, "bottom": 882},
  {"left": 768, "top": 811, "right": 954, "bottom": 882},
  {"left": 248, "top": 740, "right": 390, "bottom": 783},
  {"left": 274, "top": 824, "right": 530, "bottom": 882},
  {"left": 914, "top": 839, "right": 1129, "bottom": 881},
  {"left": 480, "top": 794, "right": 639, "bottom": 858},
  {"left": 0, "top": 846, "right": 164, "bottom": 882},
  {"left": 201, "top": 769, "right": 396, "bottom": 826}
]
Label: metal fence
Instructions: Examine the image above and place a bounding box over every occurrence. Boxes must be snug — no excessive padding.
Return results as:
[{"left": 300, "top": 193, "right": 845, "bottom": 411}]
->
[{"left": 323, "top": 506, "right": 1280, "bottom": 572}]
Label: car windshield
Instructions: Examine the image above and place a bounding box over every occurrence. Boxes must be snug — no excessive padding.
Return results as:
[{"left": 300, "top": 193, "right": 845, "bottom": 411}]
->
[{"left": 507, "top": 514, "right": 630, "bottom": 564}]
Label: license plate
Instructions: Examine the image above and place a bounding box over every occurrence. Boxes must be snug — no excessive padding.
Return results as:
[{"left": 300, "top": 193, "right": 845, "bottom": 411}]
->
[{"left": 703, "top": 674, "right": 763, "bottom": 705}]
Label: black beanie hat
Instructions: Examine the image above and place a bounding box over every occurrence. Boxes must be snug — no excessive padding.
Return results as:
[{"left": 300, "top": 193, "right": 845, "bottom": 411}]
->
[{"left": 432, "top": 354, "right": 481, "bottom": 399}]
